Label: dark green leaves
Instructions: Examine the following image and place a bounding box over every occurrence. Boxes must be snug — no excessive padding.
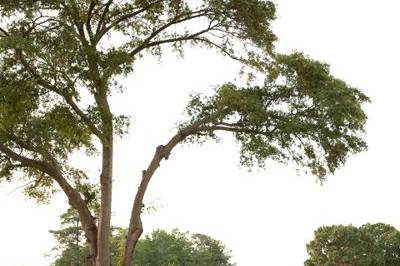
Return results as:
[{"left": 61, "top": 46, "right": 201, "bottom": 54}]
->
[
  {"left": 305, "top": 223, "right": 400, "bottom": 266},
  {"left": 210, "top": 0, "right": 277, "bottom": 52},
  {"left": 133, "top": 229, "right": 234, "bottom": 266},
  {"left": 49, "top": 210, "right": 235, "bottom": 266},
  {"left": 0, "top": 36, "right": 33, "bottom": 51}
]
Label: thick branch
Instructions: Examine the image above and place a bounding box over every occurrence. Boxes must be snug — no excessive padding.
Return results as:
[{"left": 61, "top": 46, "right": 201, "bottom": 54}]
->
[
  {"left": 94, "top": 0, "right": 113, "bottom": 42},
  {"left": 67, "top": 1, "right": 89, "bottom": 46},
  {"left": 85, "top": 0, "right": 97, "bottom": 43},
  {"left": 0, "top": 143, "right": 98, "bottom": 261},
  {"left": 123, "top": 118, "right": 208, "bottom": 265}
]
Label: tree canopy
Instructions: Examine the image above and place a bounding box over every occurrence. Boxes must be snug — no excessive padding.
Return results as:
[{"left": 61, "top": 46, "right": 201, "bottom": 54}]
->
[
  {"left": 0, "top": 0, "right": 369, "bottom": 264},
  {"left": 50, "top": 209, "right": 234, "bottom": 266},
  {"left": 305, "top": 223, "right": 400, "bottom": 266}
]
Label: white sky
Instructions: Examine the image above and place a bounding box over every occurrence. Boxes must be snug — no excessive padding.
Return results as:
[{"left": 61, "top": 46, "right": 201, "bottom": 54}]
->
[{"left": 1, "top": 0, "right": 400, "bottom": 265}]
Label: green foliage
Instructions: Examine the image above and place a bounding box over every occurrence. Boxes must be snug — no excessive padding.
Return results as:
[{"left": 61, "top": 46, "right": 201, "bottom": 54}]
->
[
  {"left": 134, "top": 229, "right": 234, "bottom": 266},
  {"left": 0, "top": 0, "right": 369, "bottom": 202},
  {"left": 0, "top": 0, "right": 284, "bottom": 202},
  {"left": 305, "top": 223, "right": 400, "bottom": 266},
  {"left": 49, "top": 208, "right": 89, "bottom": 266},
  {"left": 50, "top": 210, "right": 234, "bottom": 266},
  {"left": 184, "top": 53, "right": 368, "bottom": 179},
  {"left": 0, "top": 1, "right": 370, "bottom": 263}
]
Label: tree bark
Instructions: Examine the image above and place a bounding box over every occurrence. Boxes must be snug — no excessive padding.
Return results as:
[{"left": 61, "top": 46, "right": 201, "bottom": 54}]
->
[
  {"left": 123, "top": 144, "right": 173, "bottom": 265},
  {"left": 123, "top": 119, "right": 208, "bottom": 265},
  {"left": 96, "top": 136, "right": 113, "bottom": 266}
]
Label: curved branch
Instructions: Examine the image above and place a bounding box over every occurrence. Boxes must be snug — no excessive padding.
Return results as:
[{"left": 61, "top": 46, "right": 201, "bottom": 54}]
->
[
  {"left": 0, "top": 143, "right": 98, "bottom": 261},
  {"left": 129, "top": 14, "right": 216, "bottom": 57},
  {"left": 191, "top": 37, "right": 249, "bottom": 65},
  {"left": 123, "top": 118, "right": 209, "bottom": 265},
  {"left": 133, "top": 26, "right": 217, "bottom": 55}
]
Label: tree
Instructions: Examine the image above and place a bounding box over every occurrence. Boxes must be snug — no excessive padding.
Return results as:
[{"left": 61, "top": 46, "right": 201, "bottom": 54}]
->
[
  {"left": 304, "top": 223, "right": 400, "bottom": 266},
  {"left": 0, "top": 1, "right": 369, "bottom": 265},
  {"left": 134, "top": 229, "right": 234, "bottom": 266},
  {"left": 50, "top": 210, "right": 234, "bottom": 266},
  {"left": 50, "top": 209, "right": 123, "bottom": 266},
  {"left": 49, "top": 208, "right": 91, "bottom": 266}
]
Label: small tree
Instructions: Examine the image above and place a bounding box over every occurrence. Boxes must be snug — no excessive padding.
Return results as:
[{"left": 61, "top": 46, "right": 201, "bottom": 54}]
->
[
  {"left": 49, "top": 208, "right": 89, "bottom": 266},
  {"left": 0, "top": 1, "right": 369, "bottom": 265},
  {"left": 305, "top": 223, "right": 400, "bottom": 266}
]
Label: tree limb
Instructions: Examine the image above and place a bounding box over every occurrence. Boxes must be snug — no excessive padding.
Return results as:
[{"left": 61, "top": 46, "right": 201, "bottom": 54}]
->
[
  {"left": 64, "top": 95, "right": 104, "bottom": 138},
  {"left": 129, "top": 13, "right": 216, "bottom": 57},
  {"left": 0, "top": 142, "right": 98, "bottom": 262},
  {"left": 191, "top": 37, "right": 249, "bottom": 65},
  {"left": 95, "top": 0, "right": 163, "bottom": 42},
  {"left": 85, "top": 0, "right": 97, "bottom": 43},
  {"left": 94, "top": 0, "right": 113, "bottom": 42},
  {"left": 123, "top": 118, "right": 209, "bottom": 265},
  {"left": 0, "top": 27, "right": 10, "bottom": 37}
]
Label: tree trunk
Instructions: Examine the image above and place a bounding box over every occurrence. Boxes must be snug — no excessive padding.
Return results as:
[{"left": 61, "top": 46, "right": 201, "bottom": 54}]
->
[{"left": 96, "top": 136, "right": 113, "bottom": 266}]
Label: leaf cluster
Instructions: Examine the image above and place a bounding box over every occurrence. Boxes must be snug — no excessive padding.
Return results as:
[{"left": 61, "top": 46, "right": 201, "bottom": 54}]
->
[
  {"left": 134, "top": 229, "right": 234, "bottom": 266},
  {"left": 184, "top": 53, "right": 369, "bottom": 179}
]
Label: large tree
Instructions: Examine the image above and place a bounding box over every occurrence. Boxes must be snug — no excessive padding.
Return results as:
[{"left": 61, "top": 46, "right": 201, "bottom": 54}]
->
[
  {"left": 0, "top": 1, "right": 369, "bottom": 265},
  {"left": 305, "top": 223, "right": 400, "bottom": 266}
]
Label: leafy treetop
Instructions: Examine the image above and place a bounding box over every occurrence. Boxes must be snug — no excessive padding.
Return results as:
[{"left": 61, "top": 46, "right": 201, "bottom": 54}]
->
[{"left": 305, "top": 223, "right": 400, "bottom": 266}]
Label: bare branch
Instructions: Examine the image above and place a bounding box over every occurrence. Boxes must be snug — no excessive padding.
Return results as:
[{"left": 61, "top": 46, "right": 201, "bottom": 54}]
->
[
  {"left": 201, "top": 125, "right": 267, "bottom": 135},
  {"left": 7, "top": 178, "right": 38, "bottom": 195},
  {"left": 0, "top": 26, "right": 9, "bottom": 37},
  {"left": 135, "top": 27, "right": 215, "bottom": 54},
  {"left": 129, "top": 12, "right": 215, "bottom": 56},
  {"left": 95, "top": 0, "right": 163, "bottom": 41},
  {"left": 191, "top": 37, "right": 247, "bottom": 64}
]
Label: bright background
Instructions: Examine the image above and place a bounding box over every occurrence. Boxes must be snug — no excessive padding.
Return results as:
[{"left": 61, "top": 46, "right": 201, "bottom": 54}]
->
[{"left": 1, "top": 1, "right": 400, "bottom": 265}]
